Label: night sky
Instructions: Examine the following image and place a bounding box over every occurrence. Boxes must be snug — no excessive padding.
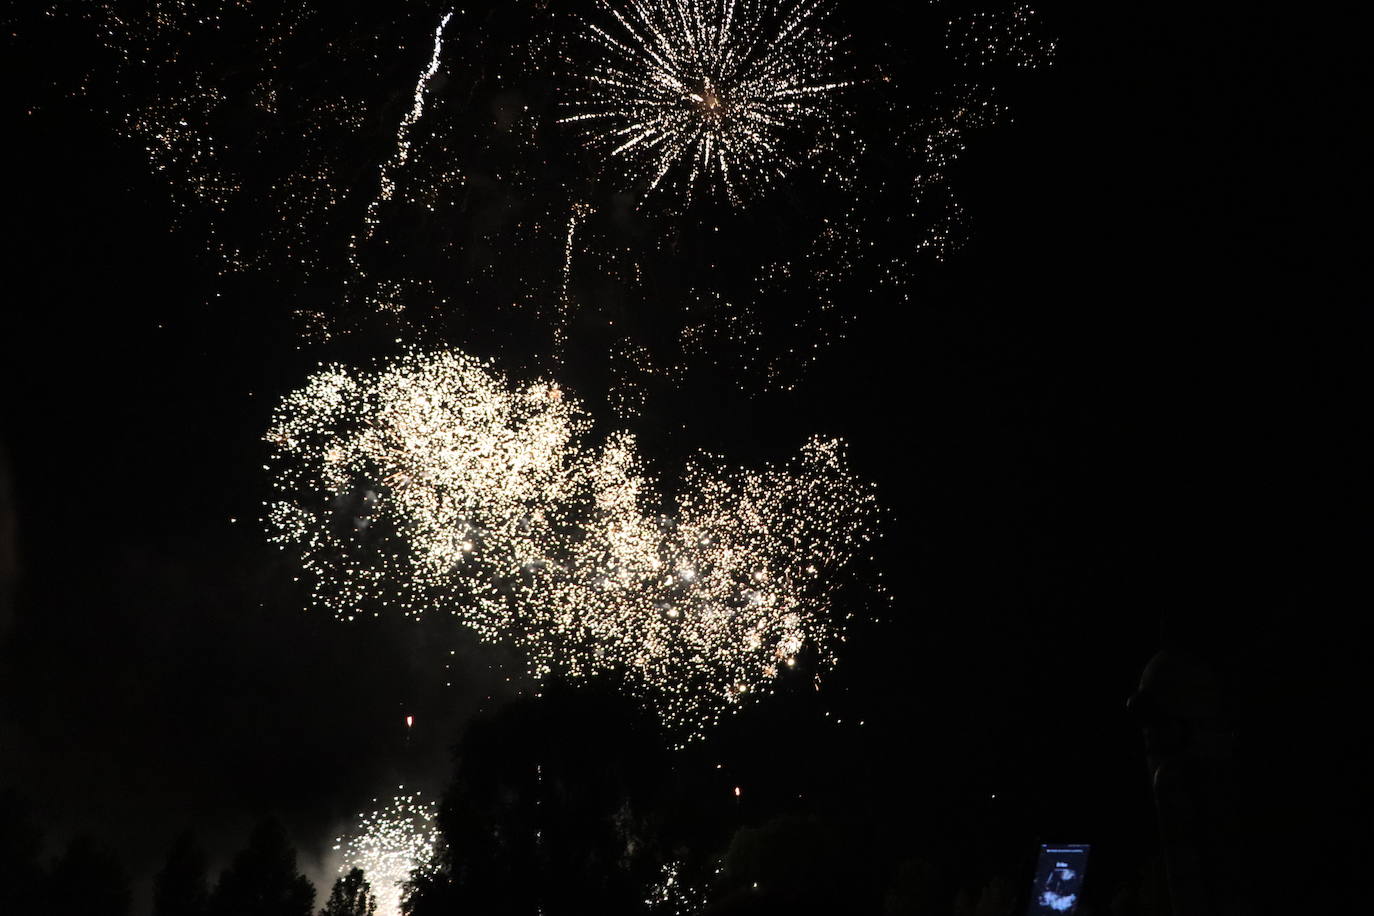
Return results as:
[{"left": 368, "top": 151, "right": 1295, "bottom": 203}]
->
[{"left": 1, "top": 3, "right": 1367, "bottom": 915}]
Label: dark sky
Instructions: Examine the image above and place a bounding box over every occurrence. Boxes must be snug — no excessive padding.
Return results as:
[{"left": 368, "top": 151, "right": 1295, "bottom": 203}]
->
[{"left": 1, "top": 2, "right": 1367, "bottom": 913}]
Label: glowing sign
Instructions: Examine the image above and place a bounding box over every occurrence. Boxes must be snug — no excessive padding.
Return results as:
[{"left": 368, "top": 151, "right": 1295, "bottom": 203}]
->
[{"left": 1027, "top": 845, "right": 1089, "bottom": 915}]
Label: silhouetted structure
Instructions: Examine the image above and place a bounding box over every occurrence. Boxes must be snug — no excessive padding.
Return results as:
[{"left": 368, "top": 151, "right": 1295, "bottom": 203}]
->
[{"left": 1131, "top": 651, "right": 1249, "bottom": 916}]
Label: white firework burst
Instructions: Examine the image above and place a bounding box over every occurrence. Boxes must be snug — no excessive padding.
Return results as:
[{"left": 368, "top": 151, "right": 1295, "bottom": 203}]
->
[
  {"left": 265, "top": 348, "right": 879, "bottom": 740},
  {"left": 561, "top": 0, "right": 852, "bottom": 204},
  {"left": 333, "top": 789, "right": 439, "bottom": 916}
]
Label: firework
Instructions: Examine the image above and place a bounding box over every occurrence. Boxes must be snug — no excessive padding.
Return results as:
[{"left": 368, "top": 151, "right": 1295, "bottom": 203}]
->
[
  {"left": 645, "top": 860, "right": 708, "bottom": 915},
  {"left": 560, "top": 0, "right": 852, "bottom": 204},
  {"left": 69, "top": 2, "right": 1057, "bottom": 392},
  {"left": 948, "top": 4, "right": 1058, "bottom": 71},
  {"left": 333, "top": 789, "right": 439, "bottom": 916},
  {"left": 352, "top": 9, "right": 456, "bottom": 303},
  {"left": 86, "top": 1, "right": 356, "bottom": 277},
  {"left": 265, "top": 349, "right": 879, "bottom": 739},
  {"left": 75, "top": 2, "right": 469, "bottom": 296}
]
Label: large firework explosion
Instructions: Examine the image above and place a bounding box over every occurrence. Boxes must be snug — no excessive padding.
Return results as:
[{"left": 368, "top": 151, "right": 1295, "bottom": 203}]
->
[
  {"left": 333, "top": 789, "right": 439, "bottom": 916},
  {"left": 559, "top": 0, "right": 852, "bottom": 205},
  {"left": 265, "top": 349, "right": 879, "bottom": 739}
]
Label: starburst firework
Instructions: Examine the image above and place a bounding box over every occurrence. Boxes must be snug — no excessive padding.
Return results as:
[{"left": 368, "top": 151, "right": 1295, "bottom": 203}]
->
[
  {"left": 265, "top": 349, "right": 878, "bottom": 738},
  {"left": 561, "top": 0, "right": 852, "bottom": 204}
]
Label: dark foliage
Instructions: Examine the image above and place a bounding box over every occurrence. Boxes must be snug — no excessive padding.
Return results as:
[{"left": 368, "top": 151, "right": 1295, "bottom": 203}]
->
[
  {"left": 46, "top": 834, "right": 132, "bottom": 916},
  {"left": 208, "top": 819, "right": 315, "bottom": 916},
  {"left": 707, "top": 816, "right": 884, "bottom": 915},
  {"left": 320, "top": 867, "right": 377, "bottom": 916},
  {"left": 401, "top": 869, "right": 461, "bottom": 916},
  {"left": 411, "top": 682, "right": 672, "bottom": 916},
  {"left": 155, "top": 831, "right": 210, "bottom": 916},
  {"left": 881, "top": 858, "right": 946, "bottom": 916}
]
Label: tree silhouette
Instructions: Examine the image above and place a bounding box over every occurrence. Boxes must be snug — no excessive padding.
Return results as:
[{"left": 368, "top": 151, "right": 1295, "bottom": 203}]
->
[
  {"left": 321, "top": 868, "right": 378, "bottom": 916},
  {"left": 1108, "top": 857, "right": 1171, "bottom": 916},
  {"left": 45, "top": 835, "right": 131, "bottom": 916},
  {"left": 413, "top": 682, "right": 671, "bottom": 916},
  {"left": 705, "top": 816, "right": 882, "bottom": 916},
  {"left": 882, "top": 857, "right": 947, "bottom": 916},
  {"left": 954, "top": 875, "right": 1015, "bottom": 916},
  {"left": 208, "top": 818, "right": 315, "bottom": 916},
  {"left": 400, "top": 868, "right": 459, "bottom": 916},
  {"left": 155, "top": 831, "right": 210, "bottom": 916}
]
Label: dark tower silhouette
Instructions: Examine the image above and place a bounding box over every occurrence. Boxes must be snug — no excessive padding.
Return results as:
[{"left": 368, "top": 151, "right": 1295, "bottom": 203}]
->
[{"left": 1130, "top": 651, "right": 1249, "bottom": 916}]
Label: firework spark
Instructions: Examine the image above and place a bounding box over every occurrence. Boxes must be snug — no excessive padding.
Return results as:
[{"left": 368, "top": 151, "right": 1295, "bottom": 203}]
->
[
  {"left": 557, "top": 201, "right": 595, "bottom": 357},
  {"left": 352, "top": 9, "right": 456, "bottom": 298},
  {"left": 645, "top": 860, "right": 709, "bottom": 914},
  {"left": 333, "top": 789, "right": 439, "bottom": 916},
  {"left": 68, "top": 2, "right": 1055, "bottom": 383},
  {"left": 265, "top": 349, "right": 878, "bottom": 739},
  {"left": 561, "top": 0, "right": 852, "bottom": 204}
]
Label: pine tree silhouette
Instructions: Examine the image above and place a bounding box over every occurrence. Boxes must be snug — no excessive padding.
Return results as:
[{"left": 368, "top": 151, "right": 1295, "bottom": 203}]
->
[
  {"left": 208, "top": 818, "right": 315, "bottom": 916},
  {"left": 320, "top": 868, "right": 378, "bottom": 916},
  {"left": 155, "top": 831, "right": 210, "bottom": 916}
]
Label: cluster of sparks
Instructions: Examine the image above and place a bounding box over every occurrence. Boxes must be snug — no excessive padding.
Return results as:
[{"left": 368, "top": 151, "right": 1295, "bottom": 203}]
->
[
  {"left": 56, "top": 1, "right": 1058, "bottom": 393},
  {"left": 645, "top": 860, "right": 709, "bottom": 915},
  {"left": 265, "top": 349, "right": 878, "bottom": 738},
  {"left": 333, "top": 789, "right": 439, "bottom": 916},
  {"left": 561, "top": 0, "right": 852, "bottom": 205},
  {"left": 82, "top": 0, "right": 343, "bottom": 276},
  {"left": 948, "top": 4, "right": 1058, "bottom": 70}
]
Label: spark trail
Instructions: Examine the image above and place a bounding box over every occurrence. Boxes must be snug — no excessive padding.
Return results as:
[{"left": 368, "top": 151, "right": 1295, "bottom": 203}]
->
[
  {"left": 557, "top": 202, "right": 594, "bottom": 358},
  {"left": 351, "top": 10, "right": 455, "bottom": 298}
]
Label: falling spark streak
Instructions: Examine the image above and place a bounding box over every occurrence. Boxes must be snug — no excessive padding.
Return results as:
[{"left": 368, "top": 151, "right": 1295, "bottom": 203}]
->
[
  {"left": 352, "top": 10, "right": 455, "bottom": 289},
  {"left": 561, "top": 0, "right": 853, "bottom": 205},
  {"left": 557, "top": 202, "right": 593, "bottom": 358},
  {"left": 265, "top": 349, "right": 879, "bottom": 740}
]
